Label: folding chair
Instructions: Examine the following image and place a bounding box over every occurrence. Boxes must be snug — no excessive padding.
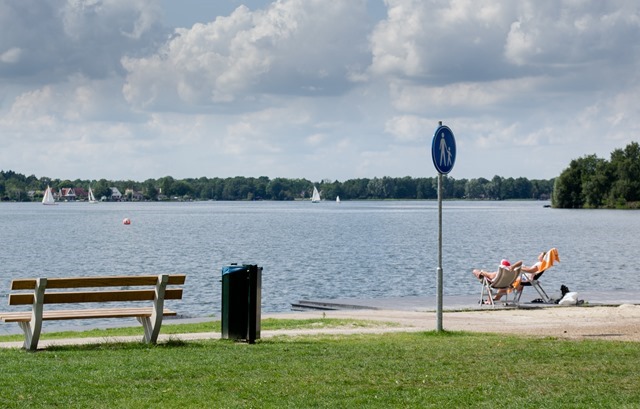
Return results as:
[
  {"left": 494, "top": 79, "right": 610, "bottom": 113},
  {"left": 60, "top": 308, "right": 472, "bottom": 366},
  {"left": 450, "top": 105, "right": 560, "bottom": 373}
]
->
[
  {"left": 514, "top": 248, "right": 560, "bottom": 304},
  {"left": 514, "top": 270, "right": 551, "bottom": 303},
  {"left": 479, "top": 265, "right": 521, "bottom": 307}
]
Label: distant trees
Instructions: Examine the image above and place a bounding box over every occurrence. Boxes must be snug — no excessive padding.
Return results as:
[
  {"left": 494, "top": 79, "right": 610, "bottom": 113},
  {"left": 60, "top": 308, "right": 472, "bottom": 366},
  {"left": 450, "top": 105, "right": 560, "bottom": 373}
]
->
[
  {"left": 553, "top": 142, "right": 640, "bottom": 208},
  {"left": 0, "top": 170, "right": 554, "bottom": 202}
]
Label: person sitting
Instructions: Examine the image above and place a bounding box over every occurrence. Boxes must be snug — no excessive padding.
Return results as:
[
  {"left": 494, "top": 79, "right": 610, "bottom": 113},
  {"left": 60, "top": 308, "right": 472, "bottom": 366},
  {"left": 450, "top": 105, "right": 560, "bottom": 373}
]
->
[
  {"left": 472, "top": 259, "right": 521, "bottom": 281},
  {"left": 513, "top": 251, "right": 547, "bottom": 292},
  {"left": 472, "top": 259, "right": 523, "bottom": 303}
]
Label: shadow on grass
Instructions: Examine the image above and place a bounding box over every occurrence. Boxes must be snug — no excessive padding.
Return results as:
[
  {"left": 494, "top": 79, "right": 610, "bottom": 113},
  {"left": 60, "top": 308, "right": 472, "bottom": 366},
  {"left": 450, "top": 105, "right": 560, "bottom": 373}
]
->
[{"left": 44, "top": 337, "right": 192, "bottom": 352}]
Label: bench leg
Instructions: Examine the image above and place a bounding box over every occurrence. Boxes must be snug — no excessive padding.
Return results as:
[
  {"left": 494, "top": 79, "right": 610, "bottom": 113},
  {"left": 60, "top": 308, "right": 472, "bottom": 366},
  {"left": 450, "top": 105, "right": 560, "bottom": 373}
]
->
[
  {"left": 137, "top": 274, "right": 169, "bottom": 344},
  {"left": 137, "top": 316, "right": 155, "bottom": 343},
  {"left": 22, "top": 278, "right": 47, "bottom": 351},
  {"left": 19, "top": 321, "right": 42, "bottom": 351}
]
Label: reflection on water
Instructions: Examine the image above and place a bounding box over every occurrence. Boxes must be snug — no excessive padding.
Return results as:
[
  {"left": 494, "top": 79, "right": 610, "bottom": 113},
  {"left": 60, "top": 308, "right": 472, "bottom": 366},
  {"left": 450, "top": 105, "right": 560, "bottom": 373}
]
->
[{"left": 0, "top": 201, "right": 637, "bottom": 331}]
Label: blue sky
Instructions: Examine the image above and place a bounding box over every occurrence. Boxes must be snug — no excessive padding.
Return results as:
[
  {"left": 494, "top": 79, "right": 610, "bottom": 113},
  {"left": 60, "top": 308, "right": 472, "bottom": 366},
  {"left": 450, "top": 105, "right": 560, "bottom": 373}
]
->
[{"left": 1, "top": 0, "right": 639, "bottom": 182}]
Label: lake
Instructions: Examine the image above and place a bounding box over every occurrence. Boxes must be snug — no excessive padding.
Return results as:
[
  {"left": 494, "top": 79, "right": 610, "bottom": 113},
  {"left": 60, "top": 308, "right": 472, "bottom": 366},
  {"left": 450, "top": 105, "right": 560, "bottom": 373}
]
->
[{"left": 0, "top": 200, "right": 637, "bottom": 332}]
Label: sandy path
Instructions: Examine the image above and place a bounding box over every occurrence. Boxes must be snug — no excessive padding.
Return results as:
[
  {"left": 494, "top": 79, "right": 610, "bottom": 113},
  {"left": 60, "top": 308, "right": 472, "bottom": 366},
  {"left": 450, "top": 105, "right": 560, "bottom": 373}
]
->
[
  {"left": 2, "top": 305, "right": 639, "bottom": 349},
  {"left": 265, "top": 304, "right": 640, "bottom": 342}
]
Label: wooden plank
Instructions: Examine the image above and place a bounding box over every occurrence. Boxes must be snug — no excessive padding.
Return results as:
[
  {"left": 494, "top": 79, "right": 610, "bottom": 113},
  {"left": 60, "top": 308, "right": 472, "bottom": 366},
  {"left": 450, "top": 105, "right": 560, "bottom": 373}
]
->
[
  {"left": 11, "top": 274, "right": 186, "bottom": 290},
  {"left": 8, "top": 288, "right": 183, "bottom": 305},
  {"left": 0, "top": 308, "right": 177, "bottom": 322},
  {"left": 10, "top": 279, "right": 37, "bottom": 290},
  {"left": 0, "top": 312, "right": 32, "bottom": 321}
]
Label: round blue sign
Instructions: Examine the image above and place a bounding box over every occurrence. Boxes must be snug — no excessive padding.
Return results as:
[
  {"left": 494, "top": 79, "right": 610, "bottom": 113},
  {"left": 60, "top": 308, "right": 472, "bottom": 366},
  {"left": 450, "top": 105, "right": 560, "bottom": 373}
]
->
[{"left": 431, "top": 125, "right": 456, "bottom": 174}]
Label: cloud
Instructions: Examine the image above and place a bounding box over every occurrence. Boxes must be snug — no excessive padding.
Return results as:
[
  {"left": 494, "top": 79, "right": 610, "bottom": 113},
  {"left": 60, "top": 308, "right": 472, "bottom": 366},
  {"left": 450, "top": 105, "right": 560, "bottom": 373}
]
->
[
  {"left": 0, "top": 47, "right": 22, "bottom": 64},
  {"left": 504, "top": 1, "right": 640, "bottom": 68},
  {"left": 370, "top": 0, "right": 515, "bottom": 83},
  {"left": 122, "top": 0, "right": 371, "bottom": 110},
  {"left": 0, "top": 0, "right": 166, "bottom": 82},
  {"left": 369, "top": 0, "right": 640, "bottom": 160},
  {"left": 385, "top": 115, "right": 432, "bottom": 142}
]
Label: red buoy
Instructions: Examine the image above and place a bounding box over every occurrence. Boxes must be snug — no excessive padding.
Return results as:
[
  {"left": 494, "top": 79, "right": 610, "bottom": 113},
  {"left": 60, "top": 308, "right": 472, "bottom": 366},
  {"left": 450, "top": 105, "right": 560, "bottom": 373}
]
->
[{"left": 123, "top": 218, "right": 131, "bottom": 225}]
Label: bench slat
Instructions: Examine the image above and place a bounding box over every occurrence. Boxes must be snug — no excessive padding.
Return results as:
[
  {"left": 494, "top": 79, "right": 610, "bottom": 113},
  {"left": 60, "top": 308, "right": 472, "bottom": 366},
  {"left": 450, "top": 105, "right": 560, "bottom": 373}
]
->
[
  {"left": 11, "top": 274, "right": 186, "bottom": 290},
  {"left": 9, "top": 288, "right": 183, "bottom": 306},
  {"left": 0, "top": 308, "right": 177, "bottom": 322}
]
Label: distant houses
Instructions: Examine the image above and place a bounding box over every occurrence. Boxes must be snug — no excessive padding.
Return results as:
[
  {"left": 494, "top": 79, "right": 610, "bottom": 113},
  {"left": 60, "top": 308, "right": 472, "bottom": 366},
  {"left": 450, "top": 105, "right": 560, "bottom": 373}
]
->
[
  {"left": 59, "top": 188, "right": 77, "bottom": 201},
  {"left": 31, "top": 186, "right": 146, "bottom": 202},
  {"left": 124, "top": 188, "right": 144, "bottom": 201},
  {"left": 110, "top": 187, "right": 122, "bottom": 201}
]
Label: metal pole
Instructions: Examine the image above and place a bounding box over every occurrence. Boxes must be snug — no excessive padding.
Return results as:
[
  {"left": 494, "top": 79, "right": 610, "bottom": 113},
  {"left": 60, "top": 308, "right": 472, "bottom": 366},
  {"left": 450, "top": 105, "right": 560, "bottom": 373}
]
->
[{"left": 436, "top": 172, "right": 443, "bottom": 332}]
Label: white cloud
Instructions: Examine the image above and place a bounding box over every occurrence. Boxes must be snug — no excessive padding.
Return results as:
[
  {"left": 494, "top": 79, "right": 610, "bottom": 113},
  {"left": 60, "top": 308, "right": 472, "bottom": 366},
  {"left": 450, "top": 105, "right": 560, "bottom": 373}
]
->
[
  {"left": 0, "top": 0, "right": 165, "bottom": 81},
  {"left": 0, "top": 47, "right": 22, "bottom": 63},
  {"left": 122, "top": 0, "right": 371, "bottom": 110},
  {"left": 385, "top": 115, "right": 432, "bottom": 142},
  {"left": 370, "top": 0, "right": 514, "bottom": 82}
]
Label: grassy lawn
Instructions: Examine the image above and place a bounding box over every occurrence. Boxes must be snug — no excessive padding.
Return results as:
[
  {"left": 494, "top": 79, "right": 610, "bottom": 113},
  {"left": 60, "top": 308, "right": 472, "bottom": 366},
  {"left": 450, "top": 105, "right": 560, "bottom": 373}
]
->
[
  {"left": 1, "top": 329, "right": 639, "bottom": 408},
  {"left": 0, "top": 317, "right": 393, "bottom": 342}
]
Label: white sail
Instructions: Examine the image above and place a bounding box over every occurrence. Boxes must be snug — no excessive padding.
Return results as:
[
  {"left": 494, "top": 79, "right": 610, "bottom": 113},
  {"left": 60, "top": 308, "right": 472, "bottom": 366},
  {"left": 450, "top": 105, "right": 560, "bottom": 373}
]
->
[
  {"left": 88, "top": 187, "right": 98, "bottom": 203},
  {"left": 311, "top": 186, "right": 321, "bottom": 203},
  {"left": 42, "top": 186, "right": 56, "bottom": 205},
  {"left": 336, "top": 195, "right": 340, "bottom": 203}
]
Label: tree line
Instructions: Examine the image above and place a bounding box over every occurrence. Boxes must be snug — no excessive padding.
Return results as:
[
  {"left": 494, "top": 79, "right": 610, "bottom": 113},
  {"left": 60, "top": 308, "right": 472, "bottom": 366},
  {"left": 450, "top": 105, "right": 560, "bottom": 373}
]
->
[
  {"left": 0, "top": 172, "right": 554, "bottom": 202},
  {"left": 4, "top": 142, "right": 638, "bottom": 206},
  {"left": 552, "top": 141, "right": 640, "bottom": 209}
]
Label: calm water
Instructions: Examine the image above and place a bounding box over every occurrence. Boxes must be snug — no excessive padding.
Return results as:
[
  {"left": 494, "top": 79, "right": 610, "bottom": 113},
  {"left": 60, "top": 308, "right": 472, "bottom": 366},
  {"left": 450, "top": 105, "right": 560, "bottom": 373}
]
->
[{"left": 0, "top": 200, "right": 638, "bottom": 332}]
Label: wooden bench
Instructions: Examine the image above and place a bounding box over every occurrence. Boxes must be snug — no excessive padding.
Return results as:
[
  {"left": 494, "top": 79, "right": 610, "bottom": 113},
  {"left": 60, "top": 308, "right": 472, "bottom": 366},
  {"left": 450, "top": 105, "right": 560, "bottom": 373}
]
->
[{"left": 0, "top": 274, "right": 186, "bottom": 351}]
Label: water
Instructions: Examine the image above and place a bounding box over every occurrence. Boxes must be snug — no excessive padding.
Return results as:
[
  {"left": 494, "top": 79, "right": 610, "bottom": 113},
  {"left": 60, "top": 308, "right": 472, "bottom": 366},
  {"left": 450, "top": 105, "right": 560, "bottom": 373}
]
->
[{"left": 0, "top": 200, "right": 638, "bottom": 332}]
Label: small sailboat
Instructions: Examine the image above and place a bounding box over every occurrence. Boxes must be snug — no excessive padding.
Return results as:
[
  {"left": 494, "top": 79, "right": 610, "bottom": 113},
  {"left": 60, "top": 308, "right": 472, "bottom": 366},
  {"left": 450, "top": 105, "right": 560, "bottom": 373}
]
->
[
  {"left": 336, "top": 195, "right": 340, "bottom": 203},
  {"left": 42, "top": 185, "right": 56, "bottom": 205},
  {"left": 88, "top": 187, "right": 98, "bottom": 204},
  {"left": 311, "top": 186, "right": 321, "bottom": 203}
]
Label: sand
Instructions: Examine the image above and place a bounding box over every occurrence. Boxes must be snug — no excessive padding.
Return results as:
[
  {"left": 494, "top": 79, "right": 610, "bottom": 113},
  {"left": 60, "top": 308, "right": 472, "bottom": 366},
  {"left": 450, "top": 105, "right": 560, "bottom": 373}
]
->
[{"left": 264, "top": 304, "right": 640, "bottom": 342}]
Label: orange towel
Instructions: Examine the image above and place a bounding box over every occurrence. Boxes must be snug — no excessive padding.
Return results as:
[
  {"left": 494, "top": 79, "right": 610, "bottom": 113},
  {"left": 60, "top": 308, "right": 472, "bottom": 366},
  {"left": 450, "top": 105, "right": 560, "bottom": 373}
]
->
[{"left": 538, "top": 247, "right": 560, "bottom": 272}]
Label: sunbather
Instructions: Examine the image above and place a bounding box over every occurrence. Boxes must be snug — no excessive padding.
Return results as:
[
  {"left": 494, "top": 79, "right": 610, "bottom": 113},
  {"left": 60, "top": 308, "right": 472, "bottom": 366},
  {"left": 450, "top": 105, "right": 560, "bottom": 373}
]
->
[
  {"left": 519, "top": 251, "right": 546, "bottom": 283},
  {"left": 473, "top": 259, "right": 523, "bottom": 303},
  {"left": 512, "top": 248, "right": 560, "bottom": 294},
  {"left": 473, "top": 259, "right": 521, "bottom": 281}
]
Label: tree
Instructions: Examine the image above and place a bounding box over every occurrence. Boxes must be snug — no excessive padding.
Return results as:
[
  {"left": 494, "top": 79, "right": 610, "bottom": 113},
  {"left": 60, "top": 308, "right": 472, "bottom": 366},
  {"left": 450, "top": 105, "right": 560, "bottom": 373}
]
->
[
  {"left": 609, "top": 142, "right": 640, "bottom": 204},
  {"left": 93, "top": 179, "right": 111, "bottom": 200},
  {"left": 143, "top": 179, "right": 159, "bottom": 200},
  {"left": 582, "top": 159, "right": 612, "bottom": 208}
]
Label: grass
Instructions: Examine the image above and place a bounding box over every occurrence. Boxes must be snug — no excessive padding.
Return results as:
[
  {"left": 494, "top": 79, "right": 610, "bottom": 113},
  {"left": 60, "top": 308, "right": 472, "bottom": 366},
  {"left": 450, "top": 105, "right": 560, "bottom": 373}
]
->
[
  {"left": 1, "top": 328, "right": 639, "bottom": 408},
  {"left": 0, "top": 317, "right": 393, "bottom": 342}
]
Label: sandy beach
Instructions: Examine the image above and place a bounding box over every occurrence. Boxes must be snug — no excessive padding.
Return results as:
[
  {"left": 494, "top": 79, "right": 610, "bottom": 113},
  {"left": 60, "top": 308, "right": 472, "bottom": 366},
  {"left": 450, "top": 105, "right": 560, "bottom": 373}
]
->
[{"left": 271, "top": 304, "right": 640, "bottom": 342}]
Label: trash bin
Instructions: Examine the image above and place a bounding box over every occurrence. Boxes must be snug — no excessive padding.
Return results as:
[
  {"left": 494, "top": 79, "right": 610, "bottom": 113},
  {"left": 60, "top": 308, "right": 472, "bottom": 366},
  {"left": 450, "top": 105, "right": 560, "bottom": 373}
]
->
[{"left": 221, "top": 264, "right": 262, "bottom": 343}]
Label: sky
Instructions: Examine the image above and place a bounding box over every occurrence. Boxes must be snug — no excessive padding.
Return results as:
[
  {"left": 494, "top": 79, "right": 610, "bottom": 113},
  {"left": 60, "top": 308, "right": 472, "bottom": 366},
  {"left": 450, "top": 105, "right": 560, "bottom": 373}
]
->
[{"left": 1, "top": 0, "right": 639, "bottom": 183}]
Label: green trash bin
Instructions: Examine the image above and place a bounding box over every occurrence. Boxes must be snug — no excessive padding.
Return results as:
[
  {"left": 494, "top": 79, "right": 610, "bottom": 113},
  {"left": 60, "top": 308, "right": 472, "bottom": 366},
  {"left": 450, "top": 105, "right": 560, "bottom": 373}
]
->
[{"left": 221, "top": 264, "right": 262, "bottom": 343}]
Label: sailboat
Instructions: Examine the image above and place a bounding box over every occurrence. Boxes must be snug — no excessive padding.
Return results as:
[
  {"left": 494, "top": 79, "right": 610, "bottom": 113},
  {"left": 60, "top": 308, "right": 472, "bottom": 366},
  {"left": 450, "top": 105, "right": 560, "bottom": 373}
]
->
[
  {"left": 88, "top": 187, "right": 98, "bottom": 204},
  {"left": 311, "top": 186, "right": 321, "bottom": 203},
  {"left": 336, "top": 195, "right": 340, "bottom": 203},
  {"left": 42, "top": 185, "right": 56, "bottom": 205}
]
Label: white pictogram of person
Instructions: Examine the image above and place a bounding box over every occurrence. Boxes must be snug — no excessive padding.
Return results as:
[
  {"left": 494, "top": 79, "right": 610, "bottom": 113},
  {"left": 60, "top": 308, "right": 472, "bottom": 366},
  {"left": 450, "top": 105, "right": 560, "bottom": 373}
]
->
[
  {"left": 439, "top": 133, "right": 448, "bottom": 166},
  {"left": 447, "top": 146, "right": 452, "bottom": 166}
]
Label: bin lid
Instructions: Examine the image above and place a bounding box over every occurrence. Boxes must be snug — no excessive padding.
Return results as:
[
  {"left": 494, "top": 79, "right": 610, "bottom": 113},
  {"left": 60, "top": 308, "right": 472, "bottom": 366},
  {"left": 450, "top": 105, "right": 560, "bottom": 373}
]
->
[{"left": 222, "top": 265, "right": 250, "bottom": 276}]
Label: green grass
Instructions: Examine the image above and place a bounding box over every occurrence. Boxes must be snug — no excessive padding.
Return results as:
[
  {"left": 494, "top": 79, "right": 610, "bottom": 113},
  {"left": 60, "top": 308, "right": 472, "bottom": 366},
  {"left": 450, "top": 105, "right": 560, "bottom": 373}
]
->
[
  {"left": 1, "top": 330, "right": 639, "bottom": 408},
  {"left": 0, "top": 317, "right": 392, "bottom": 342}
]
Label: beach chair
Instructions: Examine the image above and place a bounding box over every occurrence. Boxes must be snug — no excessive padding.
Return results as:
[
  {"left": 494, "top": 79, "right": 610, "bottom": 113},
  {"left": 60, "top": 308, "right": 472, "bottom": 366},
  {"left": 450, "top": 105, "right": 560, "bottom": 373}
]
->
[
  {"left": 514, "top": 269, "right": 551, "bottom": 303},
  {"left": 514, "top": 248, "right": 560, "bottom": 304},
  {"left": 479, "top": 265, "right": 522, "bottom": 307}
]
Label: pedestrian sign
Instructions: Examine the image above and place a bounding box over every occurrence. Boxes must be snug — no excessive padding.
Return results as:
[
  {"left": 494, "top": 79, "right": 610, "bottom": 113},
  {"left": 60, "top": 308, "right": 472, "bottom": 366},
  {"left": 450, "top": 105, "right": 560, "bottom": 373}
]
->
[{"left": 431, "top": 125, "right": 456, "bottom": 174}]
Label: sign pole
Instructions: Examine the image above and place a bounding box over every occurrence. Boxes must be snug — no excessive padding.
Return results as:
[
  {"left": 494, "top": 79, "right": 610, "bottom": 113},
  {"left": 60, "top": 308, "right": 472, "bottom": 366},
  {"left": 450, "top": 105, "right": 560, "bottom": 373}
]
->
[
  {"left": 430, "top": 120, "right": 455, "bottom": 333},
  {"left": 437, "top": 171, "right": 443, "bottom": 332}
]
